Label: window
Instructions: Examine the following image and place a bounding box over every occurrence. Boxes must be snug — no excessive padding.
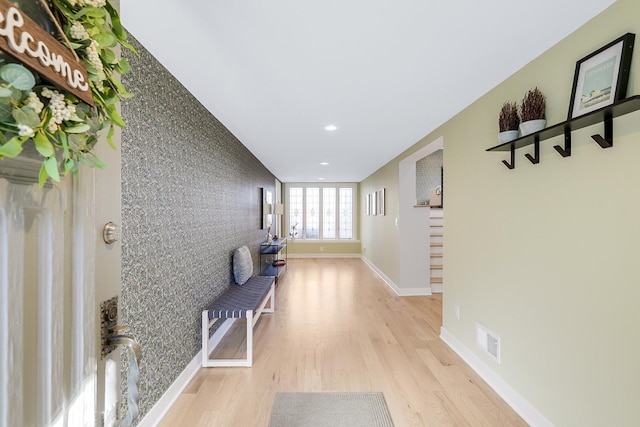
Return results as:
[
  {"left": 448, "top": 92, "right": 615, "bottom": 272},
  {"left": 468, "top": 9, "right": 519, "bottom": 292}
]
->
[
  {"left": 323, "top": 188, "right": 336, "bottom": 239},
  {"left": 289, "top": 187, "right": 303, "bottom": 239},
  {"left": 339, "top": 188, "right": 353, "bottom": 239},
  {"left": 286, "top": 183, "right": 357, "bottom": 240},
  {"left": 306, "top": 188, "right": 319, "bottom": 239}
]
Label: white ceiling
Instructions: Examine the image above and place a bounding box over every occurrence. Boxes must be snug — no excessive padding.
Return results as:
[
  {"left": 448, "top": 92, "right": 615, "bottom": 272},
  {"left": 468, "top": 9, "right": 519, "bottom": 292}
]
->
[{"left": 121, "top": 0, "right": 615, "bottom": 183}]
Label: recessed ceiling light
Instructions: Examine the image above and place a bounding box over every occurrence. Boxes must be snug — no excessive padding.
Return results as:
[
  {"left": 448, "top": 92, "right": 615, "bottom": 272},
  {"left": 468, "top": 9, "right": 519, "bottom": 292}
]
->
[
  {"left": 320, "top": 162, "right": 329, "bottom": 166},
  {"left": 324, "top": 125, "right": 337, "bottom": 131},
  {"left": 318, "top": 177, "right": 325, "bottom": 181}
]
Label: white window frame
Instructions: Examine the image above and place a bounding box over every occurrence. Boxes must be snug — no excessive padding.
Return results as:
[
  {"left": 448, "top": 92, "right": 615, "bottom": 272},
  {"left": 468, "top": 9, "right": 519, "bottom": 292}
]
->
[{"left": 284, "top": 182, "right": 358, "bottom": 241}]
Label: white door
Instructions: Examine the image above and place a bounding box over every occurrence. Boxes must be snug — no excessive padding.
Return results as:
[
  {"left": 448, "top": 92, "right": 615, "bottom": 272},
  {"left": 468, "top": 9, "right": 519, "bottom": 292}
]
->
[{"left": 0, "top": 129, "right": 123, "bottom": 426}]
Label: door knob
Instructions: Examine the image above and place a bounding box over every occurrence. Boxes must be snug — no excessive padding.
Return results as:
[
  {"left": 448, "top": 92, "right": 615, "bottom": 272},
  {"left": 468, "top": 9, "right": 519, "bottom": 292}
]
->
[{"left": 103, "top": 222, "right": 120, "bottom": 244}]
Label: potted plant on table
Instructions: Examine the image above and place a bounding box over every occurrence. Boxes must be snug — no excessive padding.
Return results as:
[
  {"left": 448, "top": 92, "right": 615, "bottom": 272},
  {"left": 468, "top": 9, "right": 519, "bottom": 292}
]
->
[
  {"left": 498, "top": 101, "right": 520, "bottom": 143},
  {"left": 519, "top": 87, "right": 546, "bottom": 136}
]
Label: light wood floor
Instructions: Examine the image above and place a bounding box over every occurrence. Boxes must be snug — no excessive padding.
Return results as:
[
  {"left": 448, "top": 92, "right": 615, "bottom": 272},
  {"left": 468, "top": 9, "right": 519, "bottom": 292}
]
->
[{"left": 159, "top": 258, "right": 526, "bottom": 427}]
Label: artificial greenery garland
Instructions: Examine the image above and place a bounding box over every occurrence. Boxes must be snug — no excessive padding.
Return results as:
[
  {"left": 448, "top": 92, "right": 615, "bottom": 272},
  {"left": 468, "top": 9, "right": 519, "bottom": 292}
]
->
[{"left": 0, "top": 0, "right": 134, "bottom": 186}]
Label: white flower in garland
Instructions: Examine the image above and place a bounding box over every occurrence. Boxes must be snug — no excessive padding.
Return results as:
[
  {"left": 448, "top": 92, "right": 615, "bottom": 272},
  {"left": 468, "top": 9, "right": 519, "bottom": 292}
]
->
[
  {"left": 86, "top": 0, "right": 107, "bottom": 7},
  {"left": 42, "top": 88, "right": 77, "bottom": 132},
  {"left": 69, "top": 21, "right": 89, "bottom": 40},
  {"left": 86, "top": 40, "right": 104, "bottom": 72},
  {"left": 18, "top": 124, "right": 35, "bottom": 138},
  {"left": 25, "top": 92, "right": 44, "bottom": 114},
  {"left": 67, "top": 0, "right": 106, "bottom": 7}
]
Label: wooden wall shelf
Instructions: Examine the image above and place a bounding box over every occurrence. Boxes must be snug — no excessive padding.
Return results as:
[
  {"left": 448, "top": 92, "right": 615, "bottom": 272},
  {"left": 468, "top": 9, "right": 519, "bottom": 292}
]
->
[{"left": 486, "top": 95, "right": 640, "bottom": 169}]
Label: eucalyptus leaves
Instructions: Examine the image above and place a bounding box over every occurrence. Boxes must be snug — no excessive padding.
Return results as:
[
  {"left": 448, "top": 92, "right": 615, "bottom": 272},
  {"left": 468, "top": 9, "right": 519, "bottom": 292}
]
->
[{"left": 0, "top": 0, "right": 134, "bottom": 186}]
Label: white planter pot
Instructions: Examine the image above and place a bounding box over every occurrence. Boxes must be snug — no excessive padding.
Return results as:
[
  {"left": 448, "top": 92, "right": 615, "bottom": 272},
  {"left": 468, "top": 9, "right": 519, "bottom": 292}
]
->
[
  {"left": 498, "top": 130, "right": 519, "bottom": 144},
  {"left": 519, "top": 119, "right": 546, "bottom": 136}
]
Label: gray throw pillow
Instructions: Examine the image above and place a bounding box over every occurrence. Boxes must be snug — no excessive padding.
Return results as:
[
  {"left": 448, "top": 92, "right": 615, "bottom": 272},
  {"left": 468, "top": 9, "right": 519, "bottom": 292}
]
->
[{"left": 233, "top": 246, "right": 253, "bottom": 285}]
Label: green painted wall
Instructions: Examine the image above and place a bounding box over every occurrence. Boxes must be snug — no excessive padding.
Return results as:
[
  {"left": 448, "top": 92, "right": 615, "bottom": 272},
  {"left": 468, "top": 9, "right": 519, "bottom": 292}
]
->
[
  {"left": 362, "top": 0, "right": 640, "bottom": 425},
  {"left": 360, "top": 162, "right": 400, "bottom": 282}
]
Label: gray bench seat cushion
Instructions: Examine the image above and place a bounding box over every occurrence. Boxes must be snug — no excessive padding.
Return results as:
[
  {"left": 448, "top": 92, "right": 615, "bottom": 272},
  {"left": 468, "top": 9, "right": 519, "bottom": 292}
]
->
[{"left": 206, "top": 275, "right": 275, "bottom": 319}]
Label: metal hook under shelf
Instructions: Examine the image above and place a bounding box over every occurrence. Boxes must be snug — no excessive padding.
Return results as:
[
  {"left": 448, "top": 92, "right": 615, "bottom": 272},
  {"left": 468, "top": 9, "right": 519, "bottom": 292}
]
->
[
  {"left": 524, "top": 136, "right": 540, "bottom": 164},
  {"left": 591, "top": 112, "right": 614, "bottom": 148},
  {"left": 553, "top": 128, "right": 572, "bottom": 157}
]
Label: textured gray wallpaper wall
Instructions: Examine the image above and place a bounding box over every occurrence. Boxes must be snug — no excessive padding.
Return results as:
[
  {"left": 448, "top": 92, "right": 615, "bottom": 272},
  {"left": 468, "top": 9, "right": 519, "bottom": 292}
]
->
[
  {"left": 120, "top": 36, "right": 275, "bottom": 420},
  {"left": 416, "top": 149, "right": 443, "bottom": 205}
]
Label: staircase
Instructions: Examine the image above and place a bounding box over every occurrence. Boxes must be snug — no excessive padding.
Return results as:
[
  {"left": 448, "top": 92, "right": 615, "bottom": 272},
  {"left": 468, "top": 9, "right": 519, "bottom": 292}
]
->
[{"left": 429, "top": 208, "right": 443, "bottom": 292}]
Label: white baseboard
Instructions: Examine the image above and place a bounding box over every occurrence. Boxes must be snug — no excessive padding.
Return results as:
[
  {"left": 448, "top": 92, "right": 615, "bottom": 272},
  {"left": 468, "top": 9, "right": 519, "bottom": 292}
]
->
[
  {"left": 136, "top": 319, "right": 235, "bottom": 427},
  {"left": 439, "top": 327, "right": 553, "bottom": 427},
  {"left": 360, "top": 256, "right": 432, "bottom": 296},
  {"left": 287, "top": 253, "right": 360, "bottom": 259},
  {"left": 395, "top": 288, "right": 432, "bottom": 296}
]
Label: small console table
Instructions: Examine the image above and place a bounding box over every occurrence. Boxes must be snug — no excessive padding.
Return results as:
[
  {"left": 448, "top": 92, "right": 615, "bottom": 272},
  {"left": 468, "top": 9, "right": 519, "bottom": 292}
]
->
[{"left": 259, "top": 237, "right": 288, "bottom": 282}]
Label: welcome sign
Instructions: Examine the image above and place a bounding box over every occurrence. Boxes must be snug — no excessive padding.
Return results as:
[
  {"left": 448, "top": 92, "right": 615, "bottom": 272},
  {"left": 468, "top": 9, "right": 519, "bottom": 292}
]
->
[{"left": 0, "top": 0, "right": 93, "bottom": 105}]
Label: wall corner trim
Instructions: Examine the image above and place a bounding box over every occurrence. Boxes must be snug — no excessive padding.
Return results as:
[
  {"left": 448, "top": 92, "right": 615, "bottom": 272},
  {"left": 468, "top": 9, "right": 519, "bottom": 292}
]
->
[
  {"left": 136, "top": 320, "right": 235, "bottom": 426},
  {"left": 439, "top": 327, "right": 553, "bottom": 427},
  {"left": 361, "top": 256, "right": 432, "bottom": 296}
]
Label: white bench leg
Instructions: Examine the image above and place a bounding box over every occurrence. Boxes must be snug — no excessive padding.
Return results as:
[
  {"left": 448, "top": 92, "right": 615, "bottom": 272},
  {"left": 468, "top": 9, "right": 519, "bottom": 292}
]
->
[
  {"left": 246, "top": 310, "right": 253, "bottom": 367},
  {"left": 202, "top": 310, "right": 253, "bottom": 367},
  {"left": 201, "top": 310, "right": 209, "bottom": 367},
  {"left": 262, "top": 283, "right": 275, "bottom": 314},
  {"left": 202, "top": 282, "right": 275, "bottom": 368}
]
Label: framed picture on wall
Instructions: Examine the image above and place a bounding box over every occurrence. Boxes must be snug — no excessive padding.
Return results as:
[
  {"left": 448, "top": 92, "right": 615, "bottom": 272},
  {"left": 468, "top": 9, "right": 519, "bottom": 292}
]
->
[
  {"left": 261, "top": 188, "right": 273, "bottom": 229},
  {"left": 568, "top": 32, "right": 635, "bottom": 119},
  {"left": 371, "top": 191, "right": 377, "bottom": 216},
  {"left": 376, "top": 188, "right": 385, "bottom": 216}
]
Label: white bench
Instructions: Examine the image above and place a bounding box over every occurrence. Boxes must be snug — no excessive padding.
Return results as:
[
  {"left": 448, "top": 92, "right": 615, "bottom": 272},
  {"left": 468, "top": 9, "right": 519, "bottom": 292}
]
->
[{"left": 201, "top": 275, "right": 275, "bottom": 367}]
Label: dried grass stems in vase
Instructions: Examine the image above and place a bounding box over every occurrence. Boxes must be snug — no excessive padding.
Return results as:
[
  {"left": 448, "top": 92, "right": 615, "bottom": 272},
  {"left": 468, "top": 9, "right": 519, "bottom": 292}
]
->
[
  {"left": 519, "top": 87, "right": 547, "bottom": 136},
  {"left": 498, "top": 101, "right": 520, "bottom": 143},
  {"left": 499, "top": 101, "right": 520, "bottom": 131}
]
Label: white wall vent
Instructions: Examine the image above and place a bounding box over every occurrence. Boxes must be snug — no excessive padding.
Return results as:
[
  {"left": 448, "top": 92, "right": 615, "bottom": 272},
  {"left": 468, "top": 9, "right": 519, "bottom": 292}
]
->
[{"left": 476, "top": 323, "right": 501, "bottom": 364}]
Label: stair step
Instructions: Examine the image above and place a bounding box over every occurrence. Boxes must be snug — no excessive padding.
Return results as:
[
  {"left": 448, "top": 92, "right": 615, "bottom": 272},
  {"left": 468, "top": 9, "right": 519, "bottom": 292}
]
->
[{"left": 431, "top": 210, "right": 444, "bottom": 281}]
